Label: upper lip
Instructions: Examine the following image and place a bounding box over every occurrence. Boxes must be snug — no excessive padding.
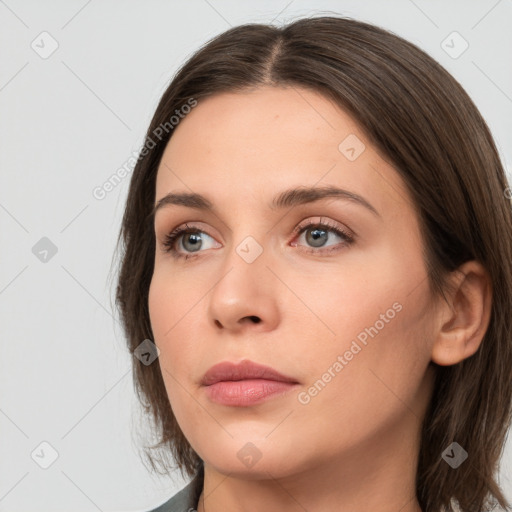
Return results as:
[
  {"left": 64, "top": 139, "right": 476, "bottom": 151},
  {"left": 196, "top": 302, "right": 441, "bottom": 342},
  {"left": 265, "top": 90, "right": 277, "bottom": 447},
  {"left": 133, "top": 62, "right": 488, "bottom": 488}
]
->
[{"left": 201, "top": 359, "right": 299, "bottom": 386}]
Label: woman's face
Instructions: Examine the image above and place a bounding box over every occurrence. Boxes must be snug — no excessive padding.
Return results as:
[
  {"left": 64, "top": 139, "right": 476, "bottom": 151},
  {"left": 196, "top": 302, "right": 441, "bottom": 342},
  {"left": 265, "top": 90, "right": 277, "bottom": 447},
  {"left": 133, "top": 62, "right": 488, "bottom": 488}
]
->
[{"left": 149, "top": 86, "right": 437, "bottom": 479}]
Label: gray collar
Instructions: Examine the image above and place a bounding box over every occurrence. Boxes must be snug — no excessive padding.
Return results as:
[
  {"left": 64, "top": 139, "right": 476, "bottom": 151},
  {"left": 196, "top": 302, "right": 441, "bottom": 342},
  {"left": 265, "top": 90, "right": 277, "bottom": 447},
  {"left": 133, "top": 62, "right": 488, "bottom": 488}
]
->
[{"left": 146, "top": 468, "right": 203, "bottom": 512}]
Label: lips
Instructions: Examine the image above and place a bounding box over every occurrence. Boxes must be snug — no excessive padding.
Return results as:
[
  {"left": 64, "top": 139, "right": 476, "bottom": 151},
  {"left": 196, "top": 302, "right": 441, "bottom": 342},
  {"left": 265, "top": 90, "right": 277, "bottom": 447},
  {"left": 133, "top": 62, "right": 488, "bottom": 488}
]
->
[
  {"left": 201, "top": 359, "right": 298, "bottom": 386},
  {"left": 201, "top": 359, "right": 300, "bottom": 407}
]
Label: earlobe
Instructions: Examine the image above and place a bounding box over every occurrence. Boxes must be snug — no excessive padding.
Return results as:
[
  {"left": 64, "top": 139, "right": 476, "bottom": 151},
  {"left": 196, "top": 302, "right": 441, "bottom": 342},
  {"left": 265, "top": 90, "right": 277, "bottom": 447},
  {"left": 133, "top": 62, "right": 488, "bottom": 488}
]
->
[{"left": 431, "top": 261, "right": 492, "bottom": 367}]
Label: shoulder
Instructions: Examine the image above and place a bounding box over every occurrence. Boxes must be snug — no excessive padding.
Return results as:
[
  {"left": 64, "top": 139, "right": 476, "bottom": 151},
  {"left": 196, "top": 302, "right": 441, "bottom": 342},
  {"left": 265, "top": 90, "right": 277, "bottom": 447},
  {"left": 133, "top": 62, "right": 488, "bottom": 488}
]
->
[{"left": 145, "top": 479, "right": 198, "bottom": 512}]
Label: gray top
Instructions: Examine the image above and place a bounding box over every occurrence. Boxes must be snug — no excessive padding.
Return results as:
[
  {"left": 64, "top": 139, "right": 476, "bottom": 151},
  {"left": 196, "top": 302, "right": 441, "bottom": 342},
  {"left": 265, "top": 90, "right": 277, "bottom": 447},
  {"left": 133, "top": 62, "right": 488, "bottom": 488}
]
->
[{"left": 146, "top": 469, "right": 203, "bottom": 512}]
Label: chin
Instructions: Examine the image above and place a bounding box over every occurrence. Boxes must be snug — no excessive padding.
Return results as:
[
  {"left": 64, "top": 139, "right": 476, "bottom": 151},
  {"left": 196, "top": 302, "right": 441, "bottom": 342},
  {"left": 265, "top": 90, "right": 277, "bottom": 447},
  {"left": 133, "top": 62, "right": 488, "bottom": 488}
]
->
[{"left": 197, "top": 437, "right": 310, "bottom": 479}]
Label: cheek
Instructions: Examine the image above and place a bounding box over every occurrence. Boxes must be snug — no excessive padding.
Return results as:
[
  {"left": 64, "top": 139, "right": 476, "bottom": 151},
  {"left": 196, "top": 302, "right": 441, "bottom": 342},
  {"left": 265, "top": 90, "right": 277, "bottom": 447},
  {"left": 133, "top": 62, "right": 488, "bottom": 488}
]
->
[
  {"left": 294, "top": 244, "right": 431, "bottom": 400},
  {"left": 281, "top": 251, "right": 402, "bottom": 353},
  {"left": 147, "top": 271, "right": 197, "bottom": 381},
  {"left": 292, "top": 292, "right": 431, "bottom": 453},
  {"left": 148, "top": 274, "right": 171, "bottom": 351},
  {"left": 148, "top": 267, "right": 201, "bottom": 347},
  {"left": 147, "top": 277, "right": 196, "bottom": 432}
]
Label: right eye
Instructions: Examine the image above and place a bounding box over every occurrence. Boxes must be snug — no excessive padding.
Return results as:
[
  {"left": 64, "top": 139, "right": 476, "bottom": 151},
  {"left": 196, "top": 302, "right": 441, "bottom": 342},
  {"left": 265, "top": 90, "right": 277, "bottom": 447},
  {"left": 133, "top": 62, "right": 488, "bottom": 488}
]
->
[{"left": 162, "top": 224, "right": 220, "bottom": 259}]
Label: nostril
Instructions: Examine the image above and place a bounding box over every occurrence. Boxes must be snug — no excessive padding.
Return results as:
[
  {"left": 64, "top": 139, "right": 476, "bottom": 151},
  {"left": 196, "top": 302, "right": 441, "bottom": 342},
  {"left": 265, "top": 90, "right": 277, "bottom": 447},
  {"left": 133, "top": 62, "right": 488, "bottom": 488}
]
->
[{"left": 214, "top": 316, "right": 261, "bottom": 328}]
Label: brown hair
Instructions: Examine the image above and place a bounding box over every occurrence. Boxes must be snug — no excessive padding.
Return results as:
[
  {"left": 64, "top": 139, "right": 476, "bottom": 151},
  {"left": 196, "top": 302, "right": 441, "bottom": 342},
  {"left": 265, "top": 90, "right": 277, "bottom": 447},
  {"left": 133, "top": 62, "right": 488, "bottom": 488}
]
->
[{"left": 113, "top": 14, "right": 512, "bottom": 512}]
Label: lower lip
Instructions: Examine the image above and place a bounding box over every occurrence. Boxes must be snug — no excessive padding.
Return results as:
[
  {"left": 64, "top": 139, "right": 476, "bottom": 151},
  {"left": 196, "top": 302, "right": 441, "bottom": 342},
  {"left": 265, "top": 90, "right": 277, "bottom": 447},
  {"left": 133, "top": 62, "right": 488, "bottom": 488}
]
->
[{"left": 203, "top": 379, "right": 298, "bottom": 406}]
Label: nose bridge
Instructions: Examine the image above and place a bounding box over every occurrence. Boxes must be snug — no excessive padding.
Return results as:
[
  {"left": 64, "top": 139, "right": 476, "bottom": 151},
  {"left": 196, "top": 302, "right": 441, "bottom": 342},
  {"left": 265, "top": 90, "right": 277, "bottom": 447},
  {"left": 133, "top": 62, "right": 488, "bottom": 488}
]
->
[
  {"left": 206, "top": 221, "right": 280, "bottom": 331},
  {"left": 214, "top": 227, "right": 270, "bottom": 299},
  {"left": 221, "top": 205, "right": 269, "bottom": 266}
]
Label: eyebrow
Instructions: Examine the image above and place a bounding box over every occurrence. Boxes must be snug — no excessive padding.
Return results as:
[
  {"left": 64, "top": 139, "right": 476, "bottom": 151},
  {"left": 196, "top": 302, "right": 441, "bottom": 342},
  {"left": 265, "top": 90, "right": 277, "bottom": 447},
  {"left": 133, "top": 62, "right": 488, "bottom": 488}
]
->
[{"left": 153, "top": 185, "right": 380, "bottom": 218}]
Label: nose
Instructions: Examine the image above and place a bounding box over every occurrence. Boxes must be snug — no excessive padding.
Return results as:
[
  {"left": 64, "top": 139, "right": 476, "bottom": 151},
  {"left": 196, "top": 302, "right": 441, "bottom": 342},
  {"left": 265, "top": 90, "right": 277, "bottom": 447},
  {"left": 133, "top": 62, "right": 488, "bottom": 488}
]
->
[{"left": 207, "top": 245, "right": 280, "bottom": 334}]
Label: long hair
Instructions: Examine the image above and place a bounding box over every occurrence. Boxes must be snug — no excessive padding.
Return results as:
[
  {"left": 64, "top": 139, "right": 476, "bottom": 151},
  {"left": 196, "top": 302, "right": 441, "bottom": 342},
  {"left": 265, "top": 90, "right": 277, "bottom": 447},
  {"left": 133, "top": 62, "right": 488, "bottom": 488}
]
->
[{"left": 113, "top": 15, "right": 512, "bottom": 511}]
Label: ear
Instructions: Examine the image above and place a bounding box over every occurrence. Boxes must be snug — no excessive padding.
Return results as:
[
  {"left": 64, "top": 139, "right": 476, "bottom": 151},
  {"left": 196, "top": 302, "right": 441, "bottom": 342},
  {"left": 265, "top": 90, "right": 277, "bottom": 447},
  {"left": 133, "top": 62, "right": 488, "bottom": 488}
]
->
[{"left": 431, "top": 260, "right": 492, "bottom": 366}]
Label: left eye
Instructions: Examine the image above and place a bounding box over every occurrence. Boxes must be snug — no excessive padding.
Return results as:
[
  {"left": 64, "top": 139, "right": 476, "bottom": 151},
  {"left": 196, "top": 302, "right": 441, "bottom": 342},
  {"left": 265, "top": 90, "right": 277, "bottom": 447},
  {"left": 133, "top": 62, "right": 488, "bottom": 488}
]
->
[{"left": 292, "top": 221, "right": 354, "bottom": 251}]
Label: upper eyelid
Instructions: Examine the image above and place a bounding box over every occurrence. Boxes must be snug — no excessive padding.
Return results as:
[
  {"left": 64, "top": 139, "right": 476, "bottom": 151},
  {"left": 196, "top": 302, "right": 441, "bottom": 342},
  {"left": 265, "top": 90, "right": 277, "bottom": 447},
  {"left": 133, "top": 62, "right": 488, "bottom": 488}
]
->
[
  {"left": 155, "top": 201, "right": 362, "bottom": 235},
  {"left": 163, "top": 218, "right": 352, "bottom": 243}
]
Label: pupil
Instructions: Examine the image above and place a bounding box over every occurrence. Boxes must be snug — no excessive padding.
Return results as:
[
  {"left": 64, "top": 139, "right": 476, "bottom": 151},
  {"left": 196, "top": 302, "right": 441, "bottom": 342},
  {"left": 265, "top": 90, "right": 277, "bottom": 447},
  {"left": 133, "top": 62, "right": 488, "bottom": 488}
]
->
[{"left": 184, "top": 233, "right": 201, "bottom": 252}]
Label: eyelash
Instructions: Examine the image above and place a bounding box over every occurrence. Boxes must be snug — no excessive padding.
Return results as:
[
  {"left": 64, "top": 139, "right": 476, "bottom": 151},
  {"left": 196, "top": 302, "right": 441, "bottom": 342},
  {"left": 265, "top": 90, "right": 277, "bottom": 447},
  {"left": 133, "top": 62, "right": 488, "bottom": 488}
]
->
[{"left": 161, "top": 218, "right": 355, "bottom": 261}]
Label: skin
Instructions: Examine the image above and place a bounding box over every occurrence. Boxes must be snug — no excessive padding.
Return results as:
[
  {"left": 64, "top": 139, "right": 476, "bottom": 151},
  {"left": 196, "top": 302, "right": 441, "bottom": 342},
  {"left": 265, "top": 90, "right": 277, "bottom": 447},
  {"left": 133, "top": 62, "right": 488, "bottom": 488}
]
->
[{"left": 148, "top": 85, "right": 492, "bottom": 512}]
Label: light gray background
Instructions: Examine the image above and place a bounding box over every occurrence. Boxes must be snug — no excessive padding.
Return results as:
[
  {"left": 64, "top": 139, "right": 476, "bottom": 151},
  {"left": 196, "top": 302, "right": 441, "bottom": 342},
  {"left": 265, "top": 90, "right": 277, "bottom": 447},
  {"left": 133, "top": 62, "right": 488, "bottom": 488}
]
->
[{"left": 1, "top": 1, "right": 511, "bottom": 511}]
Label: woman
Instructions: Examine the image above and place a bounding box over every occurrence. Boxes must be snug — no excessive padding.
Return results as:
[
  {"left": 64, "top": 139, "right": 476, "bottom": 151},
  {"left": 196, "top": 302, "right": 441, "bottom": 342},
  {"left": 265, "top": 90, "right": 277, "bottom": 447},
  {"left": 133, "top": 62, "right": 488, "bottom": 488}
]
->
[{"left": 114, "top": 15, "right": 512, "bottom": 512}]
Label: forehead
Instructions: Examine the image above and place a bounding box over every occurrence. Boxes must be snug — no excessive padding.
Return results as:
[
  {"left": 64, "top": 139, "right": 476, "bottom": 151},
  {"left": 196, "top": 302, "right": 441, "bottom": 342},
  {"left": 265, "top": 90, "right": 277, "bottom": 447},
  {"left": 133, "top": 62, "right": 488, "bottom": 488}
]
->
[{"left": 154, "top": 86, "right": 412, "bottom": 218}]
